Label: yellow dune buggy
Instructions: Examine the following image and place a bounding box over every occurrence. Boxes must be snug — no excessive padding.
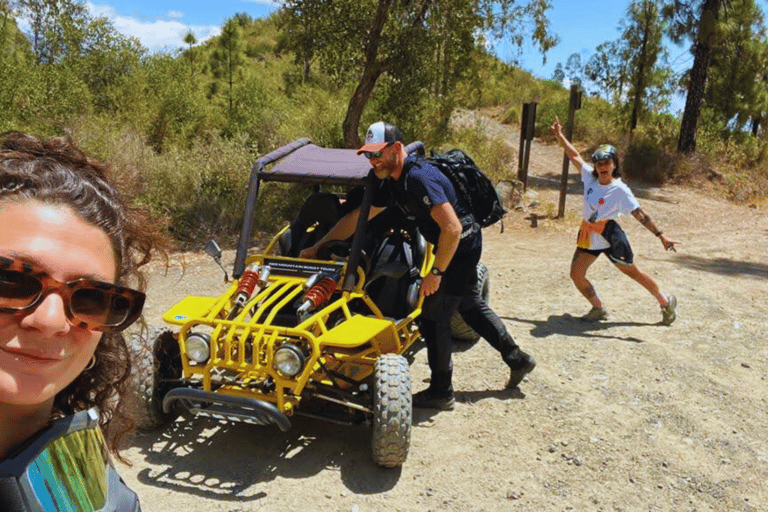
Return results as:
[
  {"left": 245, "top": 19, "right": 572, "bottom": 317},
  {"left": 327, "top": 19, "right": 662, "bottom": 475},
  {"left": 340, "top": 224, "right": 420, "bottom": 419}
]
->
[{"left": 134, "top": 139, "right": 436, "bottom": 467}]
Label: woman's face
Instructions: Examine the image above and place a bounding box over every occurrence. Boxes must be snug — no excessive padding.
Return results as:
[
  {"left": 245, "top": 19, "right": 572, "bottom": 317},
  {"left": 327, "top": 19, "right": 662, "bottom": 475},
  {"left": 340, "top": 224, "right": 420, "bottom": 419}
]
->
[
  {"left": 595, "top": 159, "right": 616, "bottom": 184},
  {"left": 0, "top": 200, "right": 117, "bottom": 410}
]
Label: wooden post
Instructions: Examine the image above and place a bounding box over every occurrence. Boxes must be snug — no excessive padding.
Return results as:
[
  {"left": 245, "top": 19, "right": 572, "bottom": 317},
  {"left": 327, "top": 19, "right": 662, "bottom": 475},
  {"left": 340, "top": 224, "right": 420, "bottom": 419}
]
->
[
  {"left": 557, "top": 85, "right": 582, "bottom": 218},
  {"left": 517, "top": 102, "right": 537, "bottom": 190},
  {"left": 521, "top": 102, "right": 537, "bottom": 191},
  {"left": 517, "top": 103, "right": 530, "bottom": 183}
]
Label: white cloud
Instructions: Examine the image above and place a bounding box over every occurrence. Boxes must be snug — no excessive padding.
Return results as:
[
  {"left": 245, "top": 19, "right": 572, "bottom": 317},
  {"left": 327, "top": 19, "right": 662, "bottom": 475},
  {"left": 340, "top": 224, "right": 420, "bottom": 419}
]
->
[{"left": 86, "top": 2, "right": 220, "bottom": 53}]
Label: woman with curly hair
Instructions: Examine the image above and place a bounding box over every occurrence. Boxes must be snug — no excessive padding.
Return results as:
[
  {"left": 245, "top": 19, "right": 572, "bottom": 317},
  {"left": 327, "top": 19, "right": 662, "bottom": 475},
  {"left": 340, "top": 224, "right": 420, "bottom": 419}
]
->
[{"left": 0, "top": 131, "right": 167, "bottom": 510}]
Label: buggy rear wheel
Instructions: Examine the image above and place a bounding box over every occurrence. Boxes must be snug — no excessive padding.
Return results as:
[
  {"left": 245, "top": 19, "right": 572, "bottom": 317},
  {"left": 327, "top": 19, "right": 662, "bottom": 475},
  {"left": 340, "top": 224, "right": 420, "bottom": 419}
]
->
[
  {"left": 450, "top": 262, "right": 490, "bottom": 343},
  {"left": 371, "top": 354, "right": 412, "bottom": 467},
  {"left": 131, "top": 327, "right": 182, "bottom": 431}
]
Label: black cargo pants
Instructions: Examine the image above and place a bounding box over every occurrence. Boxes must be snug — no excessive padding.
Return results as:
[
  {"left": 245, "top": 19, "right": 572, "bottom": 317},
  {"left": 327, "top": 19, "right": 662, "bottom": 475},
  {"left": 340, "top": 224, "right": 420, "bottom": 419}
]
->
[{"left": 419, "top": 236, "right": 523, "bottom": 393}]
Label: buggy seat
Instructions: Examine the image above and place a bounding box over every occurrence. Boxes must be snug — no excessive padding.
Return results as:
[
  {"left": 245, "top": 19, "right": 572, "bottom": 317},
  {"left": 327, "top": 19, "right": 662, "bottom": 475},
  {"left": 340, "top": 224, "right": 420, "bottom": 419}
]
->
[
  {"left": 364, "top": 212, "right": 427, "bottom": 320},
  {"left": 279, "top": 192, "right": 343, "bottom": 257}
]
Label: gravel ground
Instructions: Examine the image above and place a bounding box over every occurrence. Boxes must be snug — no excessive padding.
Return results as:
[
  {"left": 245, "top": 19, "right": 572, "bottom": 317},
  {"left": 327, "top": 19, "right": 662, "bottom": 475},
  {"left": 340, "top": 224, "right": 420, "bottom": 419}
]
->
[{"left": 120, "top": 117, "right": 768, "bottom": 512}]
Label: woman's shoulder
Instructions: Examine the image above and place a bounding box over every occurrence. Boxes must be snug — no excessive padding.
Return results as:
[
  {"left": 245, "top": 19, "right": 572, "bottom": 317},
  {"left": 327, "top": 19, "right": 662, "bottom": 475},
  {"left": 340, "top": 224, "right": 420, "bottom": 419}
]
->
[{"left": 613, "top": 178, "right": 635, "bottom": 192}]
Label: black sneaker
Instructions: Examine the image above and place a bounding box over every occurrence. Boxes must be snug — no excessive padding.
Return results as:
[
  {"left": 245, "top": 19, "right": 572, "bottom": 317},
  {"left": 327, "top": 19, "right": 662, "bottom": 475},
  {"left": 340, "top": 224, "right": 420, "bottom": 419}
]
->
[
  {"left": 412, "top": 388, "right": 455, "bottom": 410},
  {"left": 506, "top": 352, "right": 537, "bottom": 389}
]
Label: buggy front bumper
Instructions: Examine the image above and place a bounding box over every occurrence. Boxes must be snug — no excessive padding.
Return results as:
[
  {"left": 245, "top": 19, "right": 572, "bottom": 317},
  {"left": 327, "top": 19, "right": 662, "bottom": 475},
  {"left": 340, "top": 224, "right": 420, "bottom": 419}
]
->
[{"left": 163, "top": 388, "right": 291, "bottom": 431}]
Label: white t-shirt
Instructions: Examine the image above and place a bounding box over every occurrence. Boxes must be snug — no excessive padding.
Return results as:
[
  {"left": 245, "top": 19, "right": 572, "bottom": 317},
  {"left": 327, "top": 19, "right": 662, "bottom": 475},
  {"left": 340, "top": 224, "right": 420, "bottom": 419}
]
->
[{"left": 580, "top": 164, "right": 640, "bottom": 249}]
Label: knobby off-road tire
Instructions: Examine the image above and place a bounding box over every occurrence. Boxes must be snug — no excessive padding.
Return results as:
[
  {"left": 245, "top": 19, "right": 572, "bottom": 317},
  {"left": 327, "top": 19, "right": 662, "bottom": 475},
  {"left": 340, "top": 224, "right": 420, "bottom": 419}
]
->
[
  {"left": 130, "top": 326, "right": 182, "bottom": 431},
  {"left": 450, "top": 262, "right": 490, "bottom": 343},
  {"left": 371, "top": 354, "right": 412, "bottom": 468}
]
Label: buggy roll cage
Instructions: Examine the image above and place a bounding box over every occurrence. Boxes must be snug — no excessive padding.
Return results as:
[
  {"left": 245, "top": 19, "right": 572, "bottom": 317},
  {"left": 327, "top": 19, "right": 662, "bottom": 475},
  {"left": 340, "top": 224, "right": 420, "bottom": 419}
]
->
[{"left": 234, "top": 138, "right": 425, "bottom": 291}]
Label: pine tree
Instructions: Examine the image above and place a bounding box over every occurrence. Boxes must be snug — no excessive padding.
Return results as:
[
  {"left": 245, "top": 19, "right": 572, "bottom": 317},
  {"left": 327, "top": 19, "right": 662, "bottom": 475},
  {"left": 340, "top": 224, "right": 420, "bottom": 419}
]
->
[
  {"left": 210, "top": 17, "right": 244, "bottom": 115},
  {"left": 665, "top": 0, "right": 731, "bottom": 153}
]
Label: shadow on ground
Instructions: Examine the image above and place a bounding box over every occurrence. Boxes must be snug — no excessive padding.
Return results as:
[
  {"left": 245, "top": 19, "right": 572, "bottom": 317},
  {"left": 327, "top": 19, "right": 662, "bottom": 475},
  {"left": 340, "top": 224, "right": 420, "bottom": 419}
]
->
[
  {"left": 671, "top": 255, "right": 768, "bottom": 280},
  {"left": 503, "top": 314, "right": 655, "bottom": 343},
  {"left": 129, "top": 413, "right": 403, "bottom": 501}
]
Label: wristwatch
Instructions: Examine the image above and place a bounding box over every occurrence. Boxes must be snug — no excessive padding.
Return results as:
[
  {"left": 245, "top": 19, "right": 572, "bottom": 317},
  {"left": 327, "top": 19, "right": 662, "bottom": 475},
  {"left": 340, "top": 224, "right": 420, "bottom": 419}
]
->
[{"left": 430, "top": 267, "right": 444, "bottom": 276}]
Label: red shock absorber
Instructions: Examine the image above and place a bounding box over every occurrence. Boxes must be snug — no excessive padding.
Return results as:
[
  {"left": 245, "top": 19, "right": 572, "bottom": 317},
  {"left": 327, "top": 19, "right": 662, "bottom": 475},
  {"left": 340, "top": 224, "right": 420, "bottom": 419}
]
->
[
  {"left": 297, "top": 271, "right": 339, "bottom": 317},
  {"left": 228, "top": 264, "right": 260, "bottom": 319},
  {"left": 236, "top": 264, "right": 260, "bottom": 302},
  {"left": 303, "top": 276, "right": 337, "bottom": 309}
]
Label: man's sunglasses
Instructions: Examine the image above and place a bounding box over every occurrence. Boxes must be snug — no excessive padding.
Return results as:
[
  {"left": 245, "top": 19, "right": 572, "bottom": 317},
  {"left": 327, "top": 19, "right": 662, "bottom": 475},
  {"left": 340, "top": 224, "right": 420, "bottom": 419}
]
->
[
  {"left": 0, "top": 408, "right": 141, "bottom": 512},
  {"left": 0, "top": 256, "right": 145, "bottom": 333},
  {"left": 362, "top": 142, "right": 393, "bottom": 159}
]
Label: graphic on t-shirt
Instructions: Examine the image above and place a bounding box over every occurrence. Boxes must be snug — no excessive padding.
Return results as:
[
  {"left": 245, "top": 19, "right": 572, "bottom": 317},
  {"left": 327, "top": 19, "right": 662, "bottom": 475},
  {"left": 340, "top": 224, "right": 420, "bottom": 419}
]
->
[{"left": 580, "top": 164, "right": 640, "bottom": 249}]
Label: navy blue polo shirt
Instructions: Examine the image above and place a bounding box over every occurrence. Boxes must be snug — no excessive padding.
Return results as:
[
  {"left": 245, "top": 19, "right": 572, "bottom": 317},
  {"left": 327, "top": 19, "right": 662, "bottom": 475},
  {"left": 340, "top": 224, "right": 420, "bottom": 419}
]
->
[{"left": 372, "top": 154, "right": 479, "bottom": 253}]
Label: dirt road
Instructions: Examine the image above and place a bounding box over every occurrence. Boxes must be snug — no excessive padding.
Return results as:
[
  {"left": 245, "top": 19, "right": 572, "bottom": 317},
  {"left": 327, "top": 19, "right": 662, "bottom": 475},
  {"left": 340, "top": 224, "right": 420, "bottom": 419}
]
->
[{"left": 120, "top": 124, "right": 768, "bottom": 512}]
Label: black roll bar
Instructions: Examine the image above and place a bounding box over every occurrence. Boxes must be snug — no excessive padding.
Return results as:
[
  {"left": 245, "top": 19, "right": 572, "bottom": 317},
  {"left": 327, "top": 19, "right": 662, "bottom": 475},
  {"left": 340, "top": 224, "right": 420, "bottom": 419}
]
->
[{"left": 234, "top": 138, "right": 312, "bottom": 278}]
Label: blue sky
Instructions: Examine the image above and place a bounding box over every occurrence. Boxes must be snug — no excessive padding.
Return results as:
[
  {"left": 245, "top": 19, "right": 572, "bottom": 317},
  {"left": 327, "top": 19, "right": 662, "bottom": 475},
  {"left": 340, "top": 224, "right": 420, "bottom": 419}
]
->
[{"left": 79, "top": 0, "right": 767, "bottom": 100}]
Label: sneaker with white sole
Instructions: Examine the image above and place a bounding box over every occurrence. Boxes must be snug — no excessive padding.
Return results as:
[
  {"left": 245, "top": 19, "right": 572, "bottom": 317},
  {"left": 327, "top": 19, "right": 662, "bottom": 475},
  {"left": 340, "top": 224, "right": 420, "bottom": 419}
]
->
[
  {"left": 661, "top": 294, "right": 677, "bottom": 325},
  {"left": 580, "top": 307, "right": 608, "bottom": 322}
]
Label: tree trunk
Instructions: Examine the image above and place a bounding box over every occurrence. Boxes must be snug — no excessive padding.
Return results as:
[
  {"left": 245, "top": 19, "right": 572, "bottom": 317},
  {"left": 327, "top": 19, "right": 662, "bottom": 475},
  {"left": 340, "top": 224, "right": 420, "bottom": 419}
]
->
[
  {"left": 677, "top": 42, "right": 712, "bottom": 153},
  {"left": 228, "top": 46, "right": 234, "bottom": 114},
  {"left": 630, "top": 28, "right": 649, "bottom": 133},
  {"left": 677, "top": 0, "right": 723, "bottom": 154},
  {"left": 342, "top": 64, "right": 383, "bottom": 148},
  {"left": 341, "top": 0, "right": 393, "bottom": 148}
]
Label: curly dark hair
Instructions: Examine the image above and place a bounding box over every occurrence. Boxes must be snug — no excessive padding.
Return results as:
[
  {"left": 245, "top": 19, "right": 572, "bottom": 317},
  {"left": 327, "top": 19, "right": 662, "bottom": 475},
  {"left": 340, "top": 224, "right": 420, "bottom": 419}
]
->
[{"left": 0, "top": 131, "right": 169, "bottom": 459}]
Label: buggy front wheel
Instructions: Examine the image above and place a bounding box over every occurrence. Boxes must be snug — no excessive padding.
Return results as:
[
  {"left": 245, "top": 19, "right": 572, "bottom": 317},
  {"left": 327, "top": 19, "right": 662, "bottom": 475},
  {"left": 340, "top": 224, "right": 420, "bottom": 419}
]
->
[
  {"left": 371, "top": 354, "right": 412, "bottom": 467},
  {"left": 131, "top": 327, "right": 183, "bottom": 431}
]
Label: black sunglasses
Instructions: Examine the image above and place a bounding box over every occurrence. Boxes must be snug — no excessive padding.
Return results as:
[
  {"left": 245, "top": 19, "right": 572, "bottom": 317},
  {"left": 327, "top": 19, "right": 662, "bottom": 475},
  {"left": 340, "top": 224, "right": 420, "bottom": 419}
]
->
[
  {"left": 0, "top": 256, "right": 145, "bottom": 333},
  {"left": 0, "top": 408, "right": 141, "bottom": 512}
]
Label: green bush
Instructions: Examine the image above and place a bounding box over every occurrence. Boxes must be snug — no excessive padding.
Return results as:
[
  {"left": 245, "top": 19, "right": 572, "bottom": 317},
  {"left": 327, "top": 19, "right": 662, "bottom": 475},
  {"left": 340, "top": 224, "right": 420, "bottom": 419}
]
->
[
  {"left": 444, "top": 123, "right": 516, "bottom": 182},
  {"left": 6, "top": 11, "right": 768, "bottom": 245},
  {"left": 623, "top": 141, "right": 675, "bottom": 184},
  {"left": 274, "top": 84, "right": 347, "bottom": 149}
]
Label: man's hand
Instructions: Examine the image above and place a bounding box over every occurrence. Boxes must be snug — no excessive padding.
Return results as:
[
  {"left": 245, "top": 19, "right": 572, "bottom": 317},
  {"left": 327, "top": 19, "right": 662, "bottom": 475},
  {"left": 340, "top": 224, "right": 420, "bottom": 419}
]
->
[
  {"left": 420, "top": 273, "right": 441, "bottom": 296},
  {"left": 299, "top": 245, "right": 318, "bottom": 259}
]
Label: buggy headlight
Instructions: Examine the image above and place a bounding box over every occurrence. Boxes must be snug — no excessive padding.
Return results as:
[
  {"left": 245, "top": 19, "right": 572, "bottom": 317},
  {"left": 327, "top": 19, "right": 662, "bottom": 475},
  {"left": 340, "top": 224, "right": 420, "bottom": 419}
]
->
[
  {"left": 273, "top": 344, "right": 305, "bottom": 377},
  {"left": 185, "top": 332, "right": 211, "bottom": 363}
]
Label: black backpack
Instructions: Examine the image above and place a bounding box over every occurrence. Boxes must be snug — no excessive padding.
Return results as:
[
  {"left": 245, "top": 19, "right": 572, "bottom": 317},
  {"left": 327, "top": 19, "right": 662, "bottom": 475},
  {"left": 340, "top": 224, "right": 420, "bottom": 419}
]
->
[{"left": 427, "top": 149, "right": 507, "bottom": 228}]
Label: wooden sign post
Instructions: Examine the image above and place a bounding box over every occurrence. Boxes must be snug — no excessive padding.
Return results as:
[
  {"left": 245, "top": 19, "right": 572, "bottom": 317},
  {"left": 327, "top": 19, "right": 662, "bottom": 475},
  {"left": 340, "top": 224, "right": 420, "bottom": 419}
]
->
[{"left": 557, "top": 85, "right": 582, "bottom": 218}]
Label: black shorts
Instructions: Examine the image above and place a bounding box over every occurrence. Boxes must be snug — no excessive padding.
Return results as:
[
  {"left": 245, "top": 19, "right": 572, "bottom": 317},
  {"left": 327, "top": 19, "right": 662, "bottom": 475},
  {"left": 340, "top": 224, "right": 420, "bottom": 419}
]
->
[{"left": 577, "top": 220, "right": 634, "bottom": 265}]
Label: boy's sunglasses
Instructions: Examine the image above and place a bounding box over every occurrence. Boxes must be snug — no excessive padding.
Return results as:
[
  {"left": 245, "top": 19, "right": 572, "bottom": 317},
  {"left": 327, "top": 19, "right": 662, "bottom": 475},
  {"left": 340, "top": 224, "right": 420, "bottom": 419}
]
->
[
  {"left": 362, "top": 142, "right": 393, "bottom": 159},
  {"left": 0, "top": 256, "right": 145, "bottom": 333},
  {"left": 0, "top": 408, "right": 141, "bottom": 512}
]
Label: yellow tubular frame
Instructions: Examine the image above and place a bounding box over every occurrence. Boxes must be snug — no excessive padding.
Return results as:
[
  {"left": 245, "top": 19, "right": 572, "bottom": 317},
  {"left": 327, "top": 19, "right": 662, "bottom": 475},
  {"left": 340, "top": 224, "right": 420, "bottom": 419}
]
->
[{"left": 163, "top": 234, "right": 434, "bottom": 415}]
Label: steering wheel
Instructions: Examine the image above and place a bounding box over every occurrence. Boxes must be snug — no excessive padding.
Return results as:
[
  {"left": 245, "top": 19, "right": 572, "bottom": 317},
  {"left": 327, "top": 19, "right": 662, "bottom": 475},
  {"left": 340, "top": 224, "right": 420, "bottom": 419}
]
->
[
  {"left": 316, "top": 239, "right": 370, "bottom": 275},
  {"left": 316, "top": 239, "right": 352, "bottom": 260}
]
